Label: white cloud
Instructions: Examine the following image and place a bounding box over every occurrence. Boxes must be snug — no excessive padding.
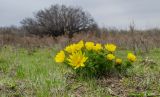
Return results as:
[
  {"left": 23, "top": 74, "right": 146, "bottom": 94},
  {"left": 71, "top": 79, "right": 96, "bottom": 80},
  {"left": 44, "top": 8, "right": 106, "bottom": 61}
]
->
[{"left": 0, "top": 0, "right": 160, "bottom": 29}]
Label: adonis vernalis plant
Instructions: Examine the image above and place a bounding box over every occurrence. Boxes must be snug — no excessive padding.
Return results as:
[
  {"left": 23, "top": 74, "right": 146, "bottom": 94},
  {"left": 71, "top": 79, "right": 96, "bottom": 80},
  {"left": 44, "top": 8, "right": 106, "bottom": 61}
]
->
[{"left": 54, "top": 40, "right": 136, "bottom": 76}]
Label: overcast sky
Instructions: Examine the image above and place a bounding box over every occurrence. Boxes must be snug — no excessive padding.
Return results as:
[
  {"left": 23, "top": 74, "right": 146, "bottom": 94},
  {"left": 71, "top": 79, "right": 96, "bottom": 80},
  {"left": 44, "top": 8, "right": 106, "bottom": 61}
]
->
[{"left": 0, "top": 0, "right": 160, "bottom": 29}]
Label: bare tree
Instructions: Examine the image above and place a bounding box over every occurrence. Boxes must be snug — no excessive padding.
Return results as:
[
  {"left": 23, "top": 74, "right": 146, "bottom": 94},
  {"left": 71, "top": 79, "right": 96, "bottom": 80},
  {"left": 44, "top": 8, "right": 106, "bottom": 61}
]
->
[{"left": 21, "top": 4, "right": 97, "bottom": 37}]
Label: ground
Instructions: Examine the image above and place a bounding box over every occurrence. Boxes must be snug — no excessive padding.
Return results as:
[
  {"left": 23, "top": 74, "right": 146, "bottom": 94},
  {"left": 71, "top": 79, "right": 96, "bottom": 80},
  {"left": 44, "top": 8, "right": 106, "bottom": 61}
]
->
[{"left": 0, "top": 46, "right": 160, "bottom": 97}]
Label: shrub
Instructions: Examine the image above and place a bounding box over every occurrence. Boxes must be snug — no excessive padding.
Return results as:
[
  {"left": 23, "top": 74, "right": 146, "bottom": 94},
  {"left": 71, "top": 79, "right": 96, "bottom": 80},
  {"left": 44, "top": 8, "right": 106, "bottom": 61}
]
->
[
  {"left": 54, "top": 40, "right": 136, "bottom": 77},
  {"left": 21, "top": 4, "right": 97, "bottom": 37}
]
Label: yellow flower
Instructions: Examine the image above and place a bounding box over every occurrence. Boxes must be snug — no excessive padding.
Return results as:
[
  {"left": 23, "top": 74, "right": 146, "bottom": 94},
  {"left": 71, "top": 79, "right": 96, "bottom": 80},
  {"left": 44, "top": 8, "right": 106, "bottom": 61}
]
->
[
  {"left": 93, "top": 43, "right": 103, "bottom": 51},
  {"left": 67, "top": 51, "right": 88, "bottom": 69},
  {"left": 105, "top": 44, "right": 116, "bottom": 52},
  {"left": 54, "top": 50, "right": 65, "bottom": 63},
  {"left": 85, "top": 42, "right": 94, "bottom": 50},
  {"left": 65, "top": 44, "right": 77, "bottom": 53},
  {"left": 127, "top": 53, "right": 136, "bottom": 62},
  {"left": 65, "top": 41, "right": 84, "bottom": 53},
  {"left": 76, "top": 40, "right": 84, "bottom": 51},
  {"left": 116, "top": 58, "right": 122, "bottom": 64},
  {"left": 106, "top": 54, "right": 115, "bottom": 61}
]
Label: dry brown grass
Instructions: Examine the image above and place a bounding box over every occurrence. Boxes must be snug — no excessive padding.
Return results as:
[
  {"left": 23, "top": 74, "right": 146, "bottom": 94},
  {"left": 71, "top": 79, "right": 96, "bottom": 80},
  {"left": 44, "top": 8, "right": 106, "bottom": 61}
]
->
[
  {"left": 0, "top": 34, "right": 55, "bottom": 48},
  {"left": 0, "top": 28, "right": 160, "bottom": 53}
]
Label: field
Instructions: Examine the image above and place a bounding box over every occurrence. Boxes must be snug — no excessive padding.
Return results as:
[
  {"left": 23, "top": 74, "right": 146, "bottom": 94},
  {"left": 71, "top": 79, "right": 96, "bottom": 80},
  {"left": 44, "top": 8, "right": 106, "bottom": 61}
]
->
[
  {"left": 1, "top": 2, "right": 160, "bottom": 97},
  {"left": 0, "top": 45, "right": 160, "bottom": 97}
]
